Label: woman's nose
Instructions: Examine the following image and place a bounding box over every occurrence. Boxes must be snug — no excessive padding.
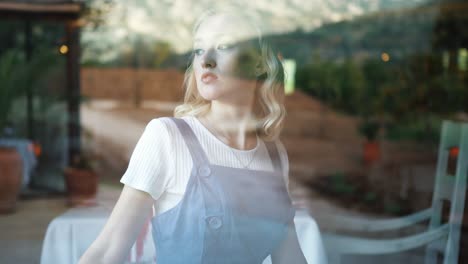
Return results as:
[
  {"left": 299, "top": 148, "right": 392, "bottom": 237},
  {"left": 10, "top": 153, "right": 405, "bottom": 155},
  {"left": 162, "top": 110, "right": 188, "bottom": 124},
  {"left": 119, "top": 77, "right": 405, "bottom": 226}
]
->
[{"left": 201, "top": 49, "right": 217, "bottom": 69}]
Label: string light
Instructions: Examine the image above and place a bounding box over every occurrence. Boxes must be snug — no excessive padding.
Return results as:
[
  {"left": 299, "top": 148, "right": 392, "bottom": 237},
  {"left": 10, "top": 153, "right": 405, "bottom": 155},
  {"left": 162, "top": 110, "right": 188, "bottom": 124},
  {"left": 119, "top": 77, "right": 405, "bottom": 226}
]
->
[
  {"left": 59, "top": 45, "right": 69, "bottom": 54},
  {"left": 381, "top": 52, "right": 390, "bottom": 62}
]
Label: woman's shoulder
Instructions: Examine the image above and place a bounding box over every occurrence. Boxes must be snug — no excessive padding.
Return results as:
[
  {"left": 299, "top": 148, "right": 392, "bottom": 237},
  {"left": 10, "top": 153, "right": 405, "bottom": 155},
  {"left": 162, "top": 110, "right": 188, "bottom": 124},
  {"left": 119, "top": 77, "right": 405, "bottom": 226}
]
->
[
  {"left": 146, "top": 116, "right": 179, "bottom": 128},
  {"left": 143, "top": 117, "right": 173, "bottom": 141},
  {"left": 148, "top": 115, "right": 193, "bottom": 122},
  {"left": 145, "top": 116, "right": 194, "bottom": 136},
  {"left": 146, "top": 116, "right": 171, "bottom": 128}
]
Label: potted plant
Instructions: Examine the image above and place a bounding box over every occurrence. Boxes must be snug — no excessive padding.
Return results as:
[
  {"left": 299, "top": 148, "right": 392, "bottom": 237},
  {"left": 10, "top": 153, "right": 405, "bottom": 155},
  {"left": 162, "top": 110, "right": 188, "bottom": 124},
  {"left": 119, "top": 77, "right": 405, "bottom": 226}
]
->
[
  {"left": 0, "top": 50, "right": 27, "bottom": 213},
  {"left": 0, "top": 49, "right": 57, "bottom": 213},
  {"left": 358, "top": 118, "right": 381, "bottom": 166},
  {"left": 0, "top": 143, "right": 22, "bottom": 214},
  {"left": 64, "top": 152, "right": 99, "bottom": 207}
]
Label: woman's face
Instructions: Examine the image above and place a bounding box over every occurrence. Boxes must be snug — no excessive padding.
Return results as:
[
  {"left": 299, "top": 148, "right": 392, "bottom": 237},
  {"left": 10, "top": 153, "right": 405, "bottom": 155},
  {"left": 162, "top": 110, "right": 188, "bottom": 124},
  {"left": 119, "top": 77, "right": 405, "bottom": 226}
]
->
[{"left": 192, "top": 14, "right": 260, "bottom": 102}]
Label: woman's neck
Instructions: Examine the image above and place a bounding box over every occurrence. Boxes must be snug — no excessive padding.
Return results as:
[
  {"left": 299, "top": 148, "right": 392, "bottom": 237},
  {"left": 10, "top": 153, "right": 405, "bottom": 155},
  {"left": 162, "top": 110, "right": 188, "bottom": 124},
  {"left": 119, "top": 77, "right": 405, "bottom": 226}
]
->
[{"left": 199, "top": 103, "right": 258, "bottom": 150}]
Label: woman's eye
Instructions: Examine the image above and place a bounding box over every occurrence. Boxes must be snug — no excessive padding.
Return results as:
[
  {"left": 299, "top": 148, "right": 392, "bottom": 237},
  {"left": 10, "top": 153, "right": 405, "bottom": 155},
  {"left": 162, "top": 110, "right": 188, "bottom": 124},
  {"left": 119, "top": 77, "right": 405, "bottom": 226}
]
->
[{"left": 193, "top": 49, "right": 204, "bottom": 56}]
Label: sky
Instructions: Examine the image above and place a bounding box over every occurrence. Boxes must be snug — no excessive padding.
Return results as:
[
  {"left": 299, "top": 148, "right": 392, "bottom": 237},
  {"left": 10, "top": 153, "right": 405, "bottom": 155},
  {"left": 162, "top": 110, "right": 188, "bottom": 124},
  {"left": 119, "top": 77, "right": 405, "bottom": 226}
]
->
[{"left": 81, "top": 0, "right": 429, "bottom": 63}]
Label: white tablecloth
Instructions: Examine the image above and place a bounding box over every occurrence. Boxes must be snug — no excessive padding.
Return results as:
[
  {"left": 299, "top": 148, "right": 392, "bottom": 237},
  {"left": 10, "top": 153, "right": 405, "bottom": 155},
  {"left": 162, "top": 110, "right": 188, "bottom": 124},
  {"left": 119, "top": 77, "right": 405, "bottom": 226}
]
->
[{"left": 41, "top": 207, "right": 327, "bottom": 264}]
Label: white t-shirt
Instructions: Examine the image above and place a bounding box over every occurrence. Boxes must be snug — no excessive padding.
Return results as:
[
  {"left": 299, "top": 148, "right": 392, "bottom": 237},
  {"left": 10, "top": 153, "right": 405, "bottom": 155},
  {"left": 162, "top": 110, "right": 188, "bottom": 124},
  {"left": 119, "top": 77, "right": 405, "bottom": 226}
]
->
[{"left": 120, "top": 116, "right": 290, "bottom": 216}]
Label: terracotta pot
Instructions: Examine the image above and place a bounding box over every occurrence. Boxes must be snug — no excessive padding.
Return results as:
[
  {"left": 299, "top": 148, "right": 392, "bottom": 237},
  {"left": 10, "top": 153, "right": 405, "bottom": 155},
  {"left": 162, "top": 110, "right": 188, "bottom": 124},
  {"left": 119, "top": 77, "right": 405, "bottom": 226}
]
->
[
  {"left": 363, "top": 141, "right": 381, "bottom": 166},
  {"left": 64, "top": 168, "right": 98, "bottom": 207},
  {"left": 0, "top": 147, "right": 22, "bottom": 214}
]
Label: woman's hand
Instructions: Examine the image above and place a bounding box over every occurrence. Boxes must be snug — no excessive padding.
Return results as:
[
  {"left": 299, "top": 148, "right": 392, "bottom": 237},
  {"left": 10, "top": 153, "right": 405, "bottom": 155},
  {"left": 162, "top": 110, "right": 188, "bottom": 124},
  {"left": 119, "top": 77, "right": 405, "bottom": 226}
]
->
[{"left": 78, "top": 185, "right": 154, "bottom": 264}]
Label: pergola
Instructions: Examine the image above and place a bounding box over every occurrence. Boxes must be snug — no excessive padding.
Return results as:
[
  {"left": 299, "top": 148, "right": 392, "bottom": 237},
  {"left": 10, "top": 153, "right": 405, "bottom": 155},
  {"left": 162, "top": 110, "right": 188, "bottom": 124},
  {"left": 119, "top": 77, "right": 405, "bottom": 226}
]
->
[{"left": 0, "top": 0, "right": 84, "bottom": 165}]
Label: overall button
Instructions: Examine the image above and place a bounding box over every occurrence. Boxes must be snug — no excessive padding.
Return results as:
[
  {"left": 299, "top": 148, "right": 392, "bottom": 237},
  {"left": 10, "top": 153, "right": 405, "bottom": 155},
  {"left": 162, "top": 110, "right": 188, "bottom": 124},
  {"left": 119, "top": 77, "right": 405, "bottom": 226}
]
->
[
  {"left": 198, "top": 166, "right": 211, "bottom": 177},
  {"left": 207, "top": 216, "right": 223, "bottom": 229}
]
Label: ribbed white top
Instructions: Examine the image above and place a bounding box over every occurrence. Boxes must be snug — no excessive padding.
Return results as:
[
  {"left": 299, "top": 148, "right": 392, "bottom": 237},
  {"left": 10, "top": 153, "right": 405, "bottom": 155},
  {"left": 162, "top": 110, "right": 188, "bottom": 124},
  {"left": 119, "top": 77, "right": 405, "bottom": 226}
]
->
[{"left": 120, "top": 116, "right": 289, "bottom": 216}]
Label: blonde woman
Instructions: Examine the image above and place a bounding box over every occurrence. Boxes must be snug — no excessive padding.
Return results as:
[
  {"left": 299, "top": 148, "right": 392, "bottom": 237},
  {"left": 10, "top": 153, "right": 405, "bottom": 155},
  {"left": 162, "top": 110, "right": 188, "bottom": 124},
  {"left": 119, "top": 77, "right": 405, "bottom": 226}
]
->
[{"left": 79, "top": 7, "right": 306, "bottom": 264}]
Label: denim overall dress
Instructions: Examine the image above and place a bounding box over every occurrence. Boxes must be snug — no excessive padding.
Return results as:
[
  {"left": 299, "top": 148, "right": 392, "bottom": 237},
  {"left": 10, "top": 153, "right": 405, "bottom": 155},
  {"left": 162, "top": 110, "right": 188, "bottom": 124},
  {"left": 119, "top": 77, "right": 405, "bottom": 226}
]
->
[{"left": 151, "top": 117, "right": 295, "bottom": 264}]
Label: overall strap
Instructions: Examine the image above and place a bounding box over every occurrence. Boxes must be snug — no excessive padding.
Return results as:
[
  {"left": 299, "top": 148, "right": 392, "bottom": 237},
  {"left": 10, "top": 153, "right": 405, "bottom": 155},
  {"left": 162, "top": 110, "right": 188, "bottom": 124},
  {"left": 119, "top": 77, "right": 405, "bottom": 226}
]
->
[
  {"left": 265, "top": 140, "right": 283, "bottom": 173},
  {"left": 170, "top": 117, "right": 223, "bottom": 217},
  {"left": 169, "top": 117, "right": 210, "bottom": 166}
]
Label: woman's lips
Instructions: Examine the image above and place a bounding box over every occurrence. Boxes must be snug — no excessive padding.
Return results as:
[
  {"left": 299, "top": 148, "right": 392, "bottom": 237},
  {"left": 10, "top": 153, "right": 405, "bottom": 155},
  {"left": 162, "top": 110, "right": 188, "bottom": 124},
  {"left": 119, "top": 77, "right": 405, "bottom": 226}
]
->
[{"left": 201, "top": 72, "right": 218, "bottom": 84}]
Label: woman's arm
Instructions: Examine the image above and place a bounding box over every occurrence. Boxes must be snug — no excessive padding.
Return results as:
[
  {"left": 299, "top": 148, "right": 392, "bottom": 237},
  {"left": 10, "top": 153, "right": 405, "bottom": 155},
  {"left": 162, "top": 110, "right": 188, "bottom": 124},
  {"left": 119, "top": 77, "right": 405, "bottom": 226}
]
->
[
  {"left": 271, "top": 221, "right": 308, "bottom": 264},
  {"left": 78, "top": 185, "right": 154, "bottom": 264}
]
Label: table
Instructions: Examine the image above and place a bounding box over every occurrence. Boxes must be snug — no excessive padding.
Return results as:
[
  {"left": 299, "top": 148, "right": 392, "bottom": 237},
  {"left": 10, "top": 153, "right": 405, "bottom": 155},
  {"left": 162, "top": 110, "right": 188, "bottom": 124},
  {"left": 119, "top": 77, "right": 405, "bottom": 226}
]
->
[
  {"left": 40, "top": 204, "right": 154, "bottom": 264},
  {"left": 41, "top": 207, "right": 327, "bottom": 264},
  {"left": 0, "top": 138, "right": 37, "bottom": 188}
]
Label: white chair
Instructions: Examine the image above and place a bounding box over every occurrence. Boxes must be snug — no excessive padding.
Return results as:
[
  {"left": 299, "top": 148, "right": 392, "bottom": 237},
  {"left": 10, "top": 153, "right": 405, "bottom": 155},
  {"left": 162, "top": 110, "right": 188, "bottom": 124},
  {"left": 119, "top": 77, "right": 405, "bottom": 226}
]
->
[{"left": 322, "top": 120, "right": 468, "bottom": 264}]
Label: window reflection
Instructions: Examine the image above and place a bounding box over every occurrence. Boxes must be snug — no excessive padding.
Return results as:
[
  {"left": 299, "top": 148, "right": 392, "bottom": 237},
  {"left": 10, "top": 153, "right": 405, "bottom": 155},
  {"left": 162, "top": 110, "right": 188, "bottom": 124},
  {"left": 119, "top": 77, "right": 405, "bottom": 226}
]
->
[{"left": 1, "top": 0, "right": 467, "bottom": 263}]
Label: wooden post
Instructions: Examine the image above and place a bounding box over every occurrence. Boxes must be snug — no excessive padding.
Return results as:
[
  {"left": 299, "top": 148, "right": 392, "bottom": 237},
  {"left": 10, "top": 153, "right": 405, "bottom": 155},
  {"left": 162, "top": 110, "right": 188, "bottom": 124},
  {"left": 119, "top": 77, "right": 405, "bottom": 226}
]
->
[
  {"left": 66, "top": 20, "right": 81, "bottom": 165},
  {"left": 25, "top": 20, "right": 34, "bottom": 141}
]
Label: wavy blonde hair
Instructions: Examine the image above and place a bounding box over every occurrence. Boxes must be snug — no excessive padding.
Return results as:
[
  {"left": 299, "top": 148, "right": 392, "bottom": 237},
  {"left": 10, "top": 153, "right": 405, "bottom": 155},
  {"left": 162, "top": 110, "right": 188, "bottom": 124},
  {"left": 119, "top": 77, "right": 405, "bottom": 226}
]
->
[{"left": 174, "top": 7, "right": 286, "bottom": 141}]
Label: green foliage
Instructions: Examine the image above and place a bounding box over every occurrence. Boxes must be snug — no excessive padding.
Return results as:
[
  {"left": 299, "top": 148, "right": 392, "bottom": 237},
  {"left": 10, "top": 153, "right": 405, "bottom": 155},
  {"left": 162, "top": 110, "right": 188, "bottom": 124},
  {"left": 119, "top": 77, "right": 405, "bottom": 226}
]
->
[
  {"left": 363, "top": 191, "right": 377, "bottom": 203},
  {"left": 276, "top": 2, "right": 468, "bottom": 144},
  {"left": 358, "top": 119, "right": 380, "bottom": 141},
  {"left": 70, "top": 128, "right": 98, "bottom": 171},
  {"left": 296, "top": 58, "right": 387, "bottom": 116},
  {"left": 296, "top": 51, "right": 467, "bottom": 143},
  {"left": 81, "top": 0, "right": 117, "bottom": 29},
  {"left": 0, "top": 48, "right": 58, "bottom": 134},
  {"left": 296, "top": 58, "right": 365, "bottom": 114},
  {"left": 330, "top": 171, "right": 356, "bottom": 195},
  {"left": 153, "top": 41, "right": 173, "bottom": 68},
  {"left": 384, "top": 201, "right": 403, "bottom": 215},
  {"left": 70, "top": 152, "right": 96, "bottom": 171},
  {"left": 0, "top": 50, "right": 23, "bottom": 132},
  {"left": 338, "top": 60, "right": 366, "bottom": 114},
  {"left": 385, "top": 117, "right": 442, "bottom": 142},
  {"left": 312, "top": 171, "right": 412, "bottom": 216}
]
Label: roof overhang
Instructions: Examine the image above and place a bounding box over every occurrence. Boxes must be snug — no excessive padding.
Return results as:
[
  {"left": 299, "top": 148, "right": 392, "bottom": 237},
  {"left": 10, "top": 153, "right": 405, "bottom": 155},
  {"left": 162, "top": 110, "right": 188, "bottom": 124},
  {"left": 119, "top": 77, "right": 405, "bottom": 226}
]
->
[{"left": 0, "top": 1, "right": 83, "bottom": 21}]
